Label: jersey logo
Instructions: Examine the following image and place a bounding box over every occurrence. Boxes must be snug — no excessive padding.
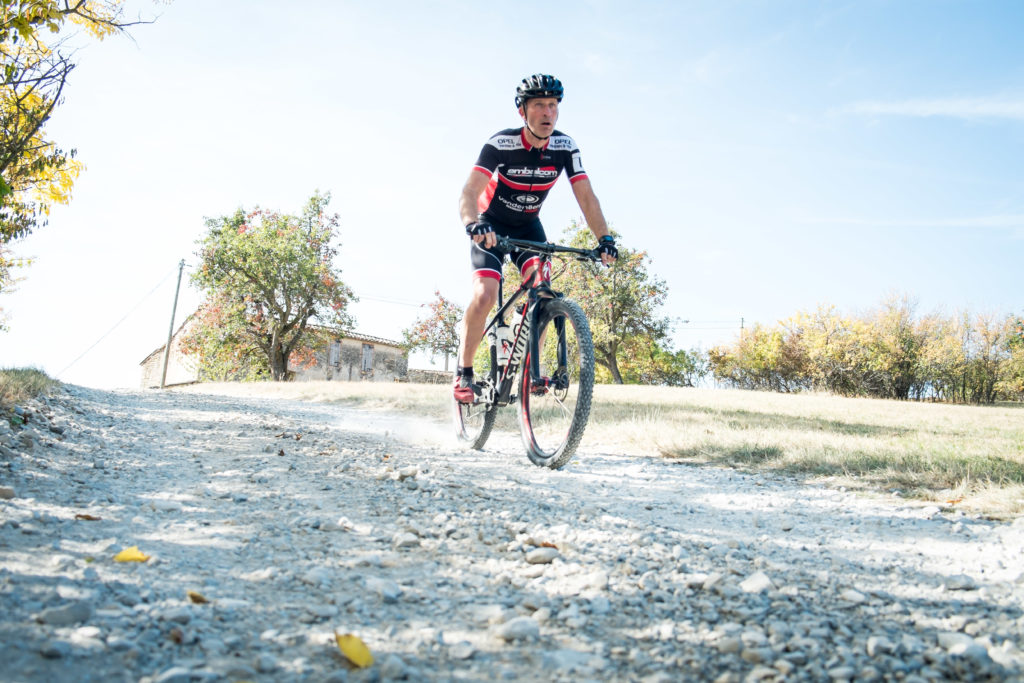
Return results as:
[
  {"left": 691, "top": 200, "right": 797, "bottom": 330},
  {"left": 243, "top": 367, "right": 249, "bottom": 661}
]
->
[
  {"left": 548, "top": 135, "right": 576, "bottom": 151},
  {"left": 488, "top": 135, "right": 524, "bottom": 151},
  {"left": 514, "top": 194, "right": 540, "bottom": 204},
  {"left": 572, "top": 152, "right": 584, "bottom": 174}
]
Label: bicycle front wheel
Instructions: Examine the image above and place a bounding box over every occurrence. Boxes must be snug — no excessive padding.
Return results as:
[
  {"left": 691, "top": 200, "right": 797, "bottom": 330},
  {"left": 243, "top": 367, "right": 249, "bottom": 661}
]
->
[{"left": 518, "top": 298, "right": 595, "bottom": 469}]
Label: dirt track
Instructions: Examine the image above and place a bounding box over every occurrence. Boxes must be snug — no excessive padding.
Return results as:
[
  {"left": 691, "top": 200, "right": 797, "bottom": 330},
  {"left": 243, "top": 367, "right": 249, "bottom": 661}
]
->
[{"left": 1, "top": 385, "right": 1022, "bottom": 682}]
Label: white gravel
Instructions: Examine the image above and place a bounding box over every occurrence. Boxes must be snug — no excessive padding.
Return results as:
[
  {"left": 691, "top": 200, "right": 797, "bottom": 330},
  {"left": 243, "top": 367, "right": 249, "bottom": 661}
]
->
[{"left": 1, "top": 384, "right": 1023, "bottom": 682}]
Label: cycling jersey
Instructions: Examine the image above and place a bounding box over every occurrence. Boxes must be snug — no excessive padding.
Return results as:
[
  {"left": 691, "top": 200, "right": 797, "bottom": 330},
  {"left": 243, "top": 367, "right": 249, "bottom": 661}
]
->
[{"left": 472, "top": 127, "right": 589, "bottom": 227}]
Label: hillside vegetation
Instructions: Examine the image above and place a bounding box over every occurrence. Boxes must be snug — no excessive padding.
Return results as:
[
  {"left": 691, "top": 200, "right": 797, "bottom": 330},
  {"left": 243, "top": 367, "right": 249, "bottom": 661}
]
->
[{"left": 179, "top": 381, "right": 1024, "bottom": 517}]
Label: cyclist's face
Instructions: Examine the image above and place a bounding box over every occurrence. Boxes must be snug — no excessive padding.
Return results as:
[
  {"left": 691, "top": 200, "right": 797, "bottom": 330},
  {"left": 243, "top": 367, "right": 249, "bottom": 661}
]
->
[{"left": 520, "top": 97, "right": 559, "bottom": 136}]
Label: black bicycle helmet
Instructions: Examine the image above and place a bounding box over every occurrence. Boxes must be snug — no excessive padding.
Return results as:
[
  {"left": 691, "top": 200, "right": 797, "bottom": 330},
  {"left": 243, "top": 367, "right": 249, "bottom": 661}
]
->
[{"left": 515, "top": 74, "right": 564, "bottom": 108}]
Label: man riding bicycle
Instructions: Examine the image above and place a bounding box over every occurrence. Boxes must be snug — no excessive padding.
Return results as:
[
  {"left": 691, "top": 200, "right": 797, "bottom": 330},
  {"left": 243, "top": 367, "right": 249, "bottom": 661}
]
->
[{"left": 454, "top": 73, "right": 618, "bottom": 403}]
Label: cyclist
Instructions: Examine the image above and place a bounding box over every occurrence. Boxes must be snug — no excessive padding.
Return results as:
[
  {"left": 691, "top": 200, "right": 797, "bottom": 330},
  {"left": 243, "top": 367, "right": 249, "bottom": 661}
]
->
[{"left": 454, "top": 73, "right": 618, "bottom": 403}]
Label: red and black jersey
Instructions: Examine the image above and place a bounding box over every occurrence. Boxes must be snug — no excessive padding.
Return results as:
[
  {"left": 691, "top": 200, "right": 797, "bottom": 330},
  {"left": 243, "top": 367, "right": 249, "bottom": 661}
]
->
[{"left": 472, "top": 127, "right": 588, "bottom": 227}]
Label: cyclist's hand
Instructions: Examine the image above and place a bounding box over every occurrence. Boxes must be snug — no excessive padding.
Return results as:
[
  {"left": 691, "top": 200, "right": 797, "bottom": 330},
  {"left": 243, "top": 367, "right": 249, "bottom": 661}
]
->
[
  {"left": 597, "top": 235, "right": 618, "bottom": 266},
  {"left": 466, "top": 221, "right": 497, "bottom": 248}
]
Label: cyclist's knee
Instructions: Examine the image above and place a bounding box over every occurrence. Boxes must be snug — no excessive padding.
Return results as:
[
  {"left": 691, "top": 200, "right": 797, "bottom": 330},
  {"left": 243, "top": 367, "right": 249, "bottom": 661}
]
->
[{"left": 470, "top": 277, "right": 499, "bottom": 308}]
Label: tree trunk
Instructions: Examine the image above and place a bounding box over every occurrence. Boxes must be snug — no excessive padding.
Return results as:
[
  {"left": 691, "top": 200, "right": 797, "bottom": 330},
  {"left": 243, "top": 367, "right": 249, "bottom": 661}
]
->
[
  {"left": 270, "top": 344, "right": 289, "bottom": 381},
  {"left": 602, "top": 356, "right": 624, "bottom": 384}
]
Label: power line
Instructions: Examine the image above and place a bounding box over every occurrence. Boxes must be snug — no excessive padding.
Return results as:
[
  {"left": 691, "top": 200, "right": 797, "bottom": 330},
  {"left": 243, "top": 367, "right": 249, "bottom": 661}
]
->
[{"left": 56, "top": 265, "right": 180, "bottom": 379}]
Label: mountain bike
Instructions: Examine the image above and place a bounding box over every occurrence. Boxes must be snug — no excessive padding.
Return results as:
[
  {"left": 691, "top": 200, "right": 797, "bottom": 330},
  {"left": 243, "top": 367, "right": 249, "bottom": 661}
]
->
[{"left": 452, "top": 236, "right": 598, "bottom": 469}]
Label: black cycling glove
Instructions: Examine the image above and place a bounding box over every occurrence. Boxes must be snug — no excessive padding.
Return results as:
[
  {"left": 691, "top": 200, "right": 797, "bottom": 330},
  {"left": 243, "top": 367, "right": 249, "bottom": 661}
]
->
[
  {"left": 597, "top": 235, "right": 618, "bottom": 260},
  {"left": 466, "top": 221, "right": 494, "bottom": 239}
]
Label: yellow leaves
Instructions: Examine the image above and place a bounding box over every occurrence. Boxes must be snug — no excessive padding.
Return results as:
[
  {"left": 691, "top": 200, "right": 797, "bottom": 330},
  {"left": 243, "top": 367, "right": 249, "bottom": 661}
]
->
[
  {"left": 113, "top": 545, "right": 150, "bottom": 563},
  {"left": 32, "top": 153, "right": 83, "bottom": 209},
  {"left": 334, "top": 632, "right": 374, "bottom": 668}
]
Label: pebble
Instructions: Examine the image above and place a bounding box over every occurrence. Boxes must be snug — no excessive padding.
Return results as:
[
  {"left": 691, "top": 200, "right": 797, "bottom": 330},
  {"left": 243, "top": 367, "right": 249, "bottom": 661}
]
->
[
  {"left": 739, "top": 571, "right": 772, "bottom": 594},
  {"left": 38, "top": 600, "right": 92, "bottom": 626},
  {"left": 495, "top": 616, "right": 540, "bottom": 641},
  {"left": 0, "top": 386, "right": 1019, "bottom": 682},
  {"left": 525, "top": 546, "right": 559, "bottom": 564}
]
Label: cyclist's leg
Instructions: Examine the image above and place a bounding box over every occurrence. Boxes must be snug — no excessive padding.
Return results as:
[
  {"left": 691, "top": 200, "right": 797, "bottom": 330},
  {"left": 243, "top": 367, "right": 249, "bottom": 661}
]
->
[
  {"left": 454, "top": 239, "right": 505, "bottom": 402},
  {"left": 510, "top": 218, "right": 549, "bottom": 291},
  {"left": 458, "top": 273, "right": 500, "bottom": 368}
]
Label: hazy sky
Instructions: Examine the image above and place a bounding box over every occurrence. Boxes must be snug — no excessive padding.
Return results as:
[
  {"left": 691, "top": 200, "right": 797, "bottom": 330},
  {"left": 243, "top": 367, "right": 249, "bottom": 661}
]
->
[{"left": 3, "top": 0, "right": 1022, "bottom": 388}]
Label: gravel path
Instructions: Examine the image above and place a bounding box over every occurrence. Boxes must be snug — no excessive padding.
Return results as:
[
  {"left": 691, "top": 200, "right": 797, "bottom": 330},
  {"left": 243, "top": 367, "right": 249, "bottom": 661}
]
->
[{"left": 1, "top": 385, "right": 1022, "bottom": 682}]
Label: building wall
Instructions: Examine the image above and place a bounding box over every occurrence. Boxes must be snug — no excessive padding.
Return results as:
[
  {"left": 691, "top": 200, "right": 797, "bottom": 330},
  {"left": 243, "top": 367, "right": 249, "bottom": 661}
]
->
[
  {"left": 289, "top": 336, "right": 408, "bottom": 382},
  {"left": 139, "top": 335, "right": 199, "bottom": 388}
]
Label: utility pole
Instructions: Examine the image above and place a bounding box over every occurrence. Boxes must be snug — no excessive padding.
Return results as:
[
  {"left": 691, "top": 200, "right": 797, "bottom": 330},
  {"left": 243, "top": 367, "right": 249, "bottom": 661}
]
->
[{"left": 160, "top": 259, "right": 186, "bottom": 389}]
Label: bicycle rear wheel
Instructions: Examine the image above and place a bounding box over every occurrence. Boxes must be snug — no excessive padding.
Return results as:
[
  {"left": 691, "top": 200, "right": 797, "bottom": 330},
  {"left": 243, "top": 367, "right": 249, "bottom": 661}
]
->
[
  {"left": 518, "top": 298, "right": 594, "bottom": 469},
  {"left": 452, "top": 347, "right": 497, "bottom": 450}
]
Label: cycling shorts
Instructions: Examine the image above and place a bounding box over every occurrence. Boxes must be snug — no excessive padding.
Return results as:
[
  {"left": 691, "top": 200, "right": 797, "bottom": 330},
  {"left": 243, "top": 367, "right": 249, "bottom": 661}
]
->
[{"left": 470, "top": 216, "right": 547, "bottom": 281}]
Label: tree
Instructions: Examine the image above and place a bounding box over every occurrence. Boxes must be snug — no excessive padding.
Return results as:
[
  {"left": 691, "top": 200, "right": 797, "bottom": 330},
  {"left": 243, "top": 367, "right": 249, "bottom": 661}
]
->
[
  {"left": 616, "top": 336, "right": 708, "bottom": 387},
  {"left": 402, "top": 290, "right": 462, "bottom": 371},
  {"left": 547, "top": 221, "right": 672, "bottom": 384},
  {"left": 1, "top": 1, "right": 152, "bottom": 298},
  {"left": 189, "top": 191, "right": 355, "bottom": 381},
  {"left": 178, "top": 293, "right": 270, "bottom": 382}
]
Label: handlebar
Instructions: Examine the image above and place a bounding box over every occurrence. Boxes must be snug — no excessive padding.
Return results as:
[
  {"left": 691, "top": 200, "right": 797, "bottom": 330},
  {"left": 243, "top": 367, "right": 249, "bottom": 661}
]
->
[{"left": 495, "top": 235, "right": 601, "bottom": 261}]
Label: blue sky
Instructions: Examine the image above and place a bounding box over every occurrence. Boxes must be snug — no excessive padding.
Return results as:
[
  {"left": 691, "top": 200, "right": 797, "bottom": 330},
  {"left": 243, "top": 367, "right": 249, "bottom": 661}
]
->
[{"left": 3, "top": 0, "right": 1022, "bottom": 388}]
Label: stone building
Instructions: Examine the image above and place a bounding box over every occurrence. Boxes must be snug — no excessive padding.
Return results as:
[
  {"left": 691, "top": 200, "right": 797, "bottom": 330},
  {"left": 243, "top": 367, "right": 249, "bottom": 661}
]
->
[
  {"left": 140, "top": 321, "right": 409, "bottom": 387},
  {"left": 289, "top": 330, "right": 408, "bottom": 382}
]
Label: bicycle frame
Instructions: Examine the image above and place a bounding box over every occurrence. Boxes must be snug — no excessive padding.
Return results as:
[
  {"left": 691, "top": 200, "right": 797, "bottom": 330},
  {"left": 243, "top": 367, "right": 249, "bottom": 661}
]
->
[{"left": 476, "top": 237, "right": 598, "bottom": 407}]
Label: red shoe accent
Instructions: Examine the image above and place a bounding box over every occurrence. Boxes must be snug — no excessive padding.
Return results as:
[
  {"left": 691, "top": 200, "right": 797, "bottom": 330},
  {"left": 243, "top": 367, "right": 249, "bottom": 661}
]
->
[{"left": 453, "top": 376, "right": 478, "bottom": 404}]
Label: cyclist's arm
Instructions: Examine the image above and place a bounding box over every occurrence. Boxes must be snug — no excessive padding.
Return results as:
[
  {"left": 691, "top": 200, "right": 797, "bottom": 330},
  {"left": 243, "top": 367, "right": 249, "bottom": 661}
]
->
[
  {"left": 570, "top": 178, "right": 615, "bottom": 264},
  {"left": 459, "top": 170, "right": 497, "bottom": 248},
  {"left": 460, "top": 170, "right": 490, "bottom": 227}
]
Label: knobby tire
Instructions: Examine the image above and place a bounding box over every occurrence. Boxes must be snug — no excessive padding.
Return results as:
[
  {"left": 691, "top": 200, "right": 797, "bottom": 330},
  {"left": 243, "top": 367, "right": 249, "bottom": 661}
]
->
[{"left": 518, "top": 298, "right": 595, "bottom": 469}]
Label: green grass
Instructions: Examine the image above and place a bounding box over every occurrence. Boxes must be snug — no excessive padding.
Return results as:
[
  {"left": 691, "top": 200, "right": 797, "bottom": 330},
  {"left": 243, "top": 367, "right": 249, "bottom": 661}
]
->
[
  {"left": 179, "top": 381, "right": 1024, "bottom": 517},
  {"left": 0, "top": 367, "right": 58, "bottom": 411}
]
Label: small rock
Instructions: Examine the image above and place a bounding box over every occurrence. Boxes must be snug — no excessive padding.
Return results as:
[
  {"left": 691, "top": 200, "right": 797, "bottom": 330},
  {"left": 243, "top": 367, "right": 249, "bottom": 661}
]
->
[
  {"left": 937, "top": 632, "right": 975, "bottom": 651},
  {"left": 449, "top": 641, "right": 475, "bottom": 660},
  {"left": 393, "top": 532, "right": 419, "bottom": 549},
  {"left": 525, "top": 547, "right": 559, "bottom": 565},
  {"left": 0, "top": 486, "right": 14, "bottom": 499},
  {"left": 716, "top": 637, "right": 742, "bottom": 654},
  {"left": 38, "top": 600, "right": 92, "bottom": 626},
  {"left": 301, "top": 567, "right": 332, "bottom": 586},
  {"left": 256, "top": 653, "right": 278, "bottom": 673},
  {"left": 160, "top": 606, "right": 192, "bottom": 624},
  {"left": 944, "top": 575, "right": 978, "bottom": 591},
  {"left": 380, "top": 654, "right": 408, "bottom": 679},
  {"left": 827, "top": 666, "right": 856, "bottom": 681},
  {"left": 746, "top": 666, "right": 780, "bottom": 681},
  {"left": 40, "top": 640, "right": 72, "bottom": 658},
  {"left": 703, "top": 572, "right": 723, "bottom": 590},
  {"left": 367, "top": 577, "right": 402, "bottom": 603},
  {"left": 154, "top": 667, "right": 193, "bottom": 683},
  {"left": 308, "top": 604, "right": 338, "bottom": 619},
  {"left": 866, "top": 635, "right": 895, "bottom": 656},
  {"left": 740, "top": 571, "right": 772, "bottom": 594},
  {"left": 840, "top": 589, "right": 867, "bottom": 604},
  {"left": 495, "top": 616, "right": 540, "bottom": 641}
]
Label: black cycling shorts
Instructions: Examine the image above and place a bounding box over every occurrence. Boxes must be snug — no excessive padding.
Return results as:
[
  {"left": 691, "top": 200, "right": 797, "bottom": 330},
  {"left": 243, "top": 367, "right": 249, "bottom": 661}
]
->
[{"left": 470, "top": 216, "right": 547, "bottom": 281}]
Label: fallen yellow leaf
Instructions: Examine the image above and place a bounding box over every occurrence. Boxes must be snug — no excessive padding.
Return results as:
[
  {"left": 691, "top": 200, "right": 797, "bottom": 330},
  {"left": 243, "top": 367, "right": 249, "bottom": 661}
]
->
[
  {"left": 187, "top": 590, "right": 209, "bottom": 604},
  {"left": 335, "top": 632, "right": 374, "bottom": 668},
  {"left": 113, "top": 546, "right": 150, "bottom": 563}
]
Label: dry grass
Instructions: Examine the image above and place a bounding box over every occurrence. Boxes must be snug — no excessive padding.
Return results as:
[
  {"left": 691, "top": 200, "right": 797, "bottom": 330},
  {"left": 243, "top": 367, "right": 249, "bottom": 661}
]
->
[
  {"left": 0, "top": 367, "right": 58, "bottom": 411},
  {"left": 176, "top": 381, "right": 1024, "bottom": 517}
]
